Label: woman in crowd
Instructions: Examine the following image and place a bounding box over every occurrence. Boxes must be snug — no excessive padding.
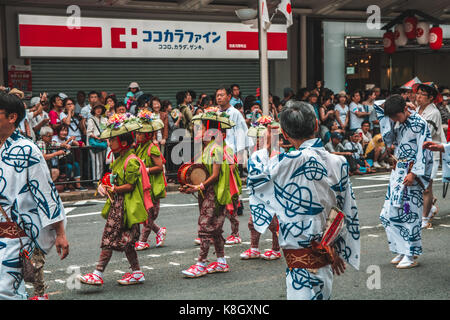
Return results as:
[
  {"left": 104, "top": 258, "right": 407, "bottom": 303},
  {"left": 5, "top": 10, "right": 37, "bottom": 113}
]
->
[
  {"left": 52, "top": 124, "right": 86, "bottom": 191},
  {"left": 150, "top": 97, "right": 169, "bottom": 156},
  {"left": 334, "top": 91, "right": 349, "bottom": 131},
  {"left": 87, "top": 104, "right": 108, "bottom": 181}
]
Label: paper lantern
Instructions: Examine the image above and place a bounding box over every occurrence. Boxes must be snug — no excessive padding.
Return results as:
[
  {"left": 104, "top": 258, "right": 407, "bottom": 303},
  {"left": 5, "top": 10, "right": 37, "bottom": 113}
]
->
[
  {"left": 383, "top": 31, "right": 396, "bottom": 54},
  {"left": 394, "top": 24, "right": 408, "bottom": 46},
  {"left": 429, "top": 26, "right": 443, "bottom": 50},
  {"left": 404, "top": 16, "right": 418, "bottom": 39},
  {"left": 416, "top": 22, "right": 430, "bottom": 45}
]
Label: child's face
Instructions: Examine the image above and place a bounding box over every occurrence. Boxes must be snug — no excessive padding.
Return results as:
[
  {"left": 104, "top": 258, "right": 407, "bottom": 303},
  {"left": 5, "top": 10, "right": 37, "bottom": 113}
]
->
[{"left": 351, "top": 134, "right": 360, "bottom": 143}]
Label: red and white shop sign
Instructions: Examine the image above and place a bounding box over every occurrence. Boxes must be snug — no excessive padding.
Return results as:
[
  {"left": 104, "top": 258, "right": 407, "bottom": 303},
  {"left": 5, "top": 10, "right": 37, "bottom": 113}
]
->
[{"left": 18, "top": 14, "right": 287, "bottom": 59}]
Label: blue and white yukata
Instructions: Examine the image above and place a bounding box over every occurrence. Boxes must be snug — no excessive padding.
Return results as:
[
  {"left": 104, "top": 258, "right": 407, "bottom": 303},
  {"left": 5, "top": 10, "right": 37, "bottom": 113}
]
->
[
  {"left": 0, "top": 130, "right": 66, "bottom": 299},
  {"left": 375, "top": 106, "right": 433, "bottom": 258},
  {"left": 247, "top": 138, "right": 360, "bottom": 300}
]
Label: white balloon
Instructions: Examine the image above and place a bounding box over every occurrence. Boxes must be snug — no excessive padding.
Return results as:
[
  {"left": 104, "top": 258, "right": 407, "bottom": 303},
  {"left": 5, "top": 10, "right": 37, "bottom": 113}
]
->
[
  {"left": 416, "top": 22, "right": 430, "bottom": 45},
  {"left": 394, "top": 24, "right": 408, "bottom": 46}
]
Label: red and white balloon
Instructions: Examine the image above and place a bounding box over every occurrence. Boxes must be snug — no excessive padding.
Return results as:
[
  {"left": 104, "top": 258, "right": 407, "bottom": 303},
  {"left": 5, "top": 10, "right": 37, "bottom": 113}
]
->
[
  {"left": 383, "top": 31, "right": 396, "bottom": 54},
  {"left": 404, "top": 16, "right": 418, "bottom": 39},
  {"left": 416, "top": 22, "right": 430, "bottom": 45},
  {"left": 429, "top": 26, "right": 443, "bottom": 50},
  {"left": 394, "top": 24, "right": 408, "bottom": 46}
]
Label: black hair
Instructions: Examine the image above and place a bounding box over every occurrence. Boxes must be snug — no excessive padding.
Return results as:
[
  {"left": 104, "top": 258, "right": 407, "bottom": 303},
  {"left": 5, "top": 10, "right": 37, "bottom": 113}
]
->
[
  {"left": 88, "top": 91, "right": 99, "bottom": 98},
  {"left": 215, "top": 86, "right": 232, "bottom": 96},
  {"left": 351, "top": 90, "right": 362, "bottom": 99},
  {"left": 416, "top": 84, "right": 438, "bottom": 99},
  {"left": 106, "top": 94, "right": 118, "bottom": 108},
  {"left": 49, "top": 94, "right": 61, "bottom": 108},
  {"left": 77, "top": 91, "right": 86, "bottom": 97},
  {"left": 296, "top": 88, "right": 309, "bottom": 101},
  {"left": 272, "top": 95, "right": 281, "bottom": 107},
  {"left": 161, "top": 100, "right": 172, "bottom": 112},
  {"left": 63, "top": 97, "right": 75, "bottom": 108},
  {"left": 200, "top": 95, "right": 212, "bottom": 107},
  {"left": 176, "top": 91, "right": 189, "bottom": 105},
  {"left": 384, "top": 94, "right": 406, "bottom": 117},
  {"left": 0, "top": 93, "right": 25, "bottom": 127},
  {"left": 117, "top": 132, "right": 134, "bottom": 146},
  {"left": 243, "top": 95, "right": 257, "bottom": 112},
  {"left": 361, "top": 120, "right": 371, "bottom": 127}
]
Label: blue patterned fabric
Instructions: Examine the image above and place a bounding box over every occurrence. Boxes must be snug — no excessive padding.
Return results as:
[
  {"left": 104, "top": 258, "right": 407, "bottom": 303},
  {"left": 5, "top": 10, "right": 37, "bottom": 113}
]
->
[
  {"left": 247, "top": 138, "right": 360, "bottom": 300},
  {"left": 375, "top": 106, "right": 433, "bottom": 257},
  {"left": 0, "top": 130, "right": 66, "bottom": 300}
]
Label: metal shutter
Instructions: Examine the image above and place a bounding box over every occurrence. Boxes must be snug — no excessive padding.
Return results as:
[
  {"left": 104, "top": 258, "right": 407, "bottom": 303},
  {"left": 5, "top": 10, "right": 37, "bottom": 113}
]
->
[{"left": 31, "top": 59, "right": 260, "bottom": 103}]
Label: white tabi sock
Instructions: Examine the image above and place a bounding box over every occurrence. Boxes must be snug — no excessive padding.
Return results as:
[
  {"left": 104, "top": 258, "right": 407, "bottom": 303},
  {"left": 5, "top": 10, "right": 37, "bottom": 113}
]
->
[
  {"left": 196, "top": 261, "right": 207, "bottom": 267},
  {"left": 93, "top": 270, "right": 103, "bottom": 278},
  {"left": 217, "top": 257, "right": 227, "bottom": 264}
]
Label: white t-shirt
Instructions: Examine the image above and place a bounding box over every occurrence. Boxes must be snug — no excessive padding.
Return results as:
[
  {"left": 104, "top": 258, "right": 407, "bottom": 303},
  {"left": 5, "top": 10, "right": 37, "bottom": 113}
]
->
[
  {"left": 80, "top": 104, "right": 92, "bottom": 120},
  {"left": 349, "top": 102, "right": 365, "bottom": 131},
  {"left": 344, "top": 141, "right": 364, "bottom": 160},
  {"left": 60, "top": 112, "right": 82, "bottom": 141}
]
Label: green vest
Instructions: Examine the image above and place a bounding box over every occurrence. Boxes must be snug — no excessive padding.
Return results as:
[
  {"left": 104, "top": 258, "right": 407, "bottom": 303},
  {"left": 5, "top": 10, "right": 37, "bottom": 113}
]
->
[
  {"left": 202, "top": 140, "right": 233, "bottom": 206},
  {"left": 101, "top": 148, "right": 148, "bottom": 229},
  {"left": 135, "top": 140, "right": 166, "bottom": 200}
]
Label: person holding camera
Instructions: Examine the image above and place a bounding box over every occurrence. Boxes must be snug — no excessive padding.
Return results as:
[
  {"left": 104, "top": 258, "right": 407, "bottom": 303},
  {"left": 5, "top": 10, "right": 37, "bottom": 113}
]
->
[
  {"left": 344, "top": 131, "right": 374, "bottom": 174},
  {"left": 28, "top": 96, "right": 50, "bottom": 138}
]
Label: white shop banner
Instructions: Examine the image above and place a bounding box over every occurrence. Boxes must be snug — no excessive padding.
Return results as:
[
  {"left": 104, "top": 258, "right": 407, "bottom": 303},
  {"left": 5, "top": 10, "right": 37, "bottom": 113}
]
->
[{"left": 18, "top": 14, "right": 287, "bottom": 59}]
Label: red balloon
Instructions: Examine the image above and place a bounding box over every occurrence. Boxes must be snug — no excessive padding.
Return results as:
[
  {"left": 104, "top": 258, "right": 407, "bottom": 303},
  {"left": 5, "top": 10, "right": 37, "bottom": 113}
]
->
[
  {"left": 429, "top": 26, "right": 443, "bottom": 50},
  {"left": 383, "top": 31, "right": 396, "bottom": 54}
]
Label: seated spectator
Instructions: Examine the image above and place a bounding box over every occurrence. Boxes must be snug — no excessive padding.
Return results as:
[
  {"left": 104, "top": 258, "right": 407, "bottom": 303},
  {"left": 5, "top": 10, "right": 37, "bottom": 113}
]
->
[
  {"left": 356, "top": 120, "right": 372, "bottom": 151},
  {"left": 324, "top": 132, "right": 352, "bottom": 157},
  {"left": 364, "top": 130, "right": 391, "bottom": 169},
  {"left": 308, "top": 92, "right": 320, "bottom": 120},
  {"left": 36, "top": 126, "right": 70, "bottom": 183},
  {"left": 53, "top": 125, "right": 87, "bottom": 192},
  {"left": 344, "top": 131, "right": 374, "bottom": 175}
]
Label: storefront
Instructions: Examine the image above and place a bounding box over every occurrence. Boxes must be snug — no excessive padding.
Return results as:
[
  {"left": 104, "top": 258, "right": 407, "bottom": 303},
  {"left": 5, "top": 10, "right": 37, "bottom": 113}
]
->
[
  {"left": 324, "top": 21, "right": 450, "bottom": 94},
  {"left": 16, "top": 14, "right": 287, "bottom": 102}
]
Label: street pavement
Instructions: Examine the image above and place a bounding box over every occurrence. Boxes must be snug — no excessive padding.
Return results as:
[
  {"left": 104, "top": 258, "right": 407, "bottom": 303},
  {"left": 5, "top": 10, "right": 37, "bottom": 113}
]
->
[{"left": 30, "top": 172, "right": 450, "bottom": 300}]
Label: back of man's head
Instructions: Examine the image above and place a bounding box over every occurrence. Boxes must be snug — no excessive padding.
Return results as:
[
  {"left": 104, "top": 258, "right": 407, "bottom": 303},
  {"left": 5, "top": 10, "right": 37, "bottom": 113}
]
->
[
  {"left": 0, "top": 92, "right": 25, "bottom": 127},
  {"left": 279, "top": 101, "right": 316, "bottom": 140},
  {"left": 384, "top": 94, "right": 406, "bottom": 117}
]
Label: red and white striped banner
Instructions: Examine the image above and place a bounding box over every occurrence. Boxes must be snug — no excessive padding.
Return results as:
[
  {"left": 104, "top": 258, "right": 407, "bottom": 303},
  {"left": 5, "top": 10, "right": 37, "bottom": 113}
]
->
[{"left": 18, "top": 14, "right": 287, "bottom": 59}]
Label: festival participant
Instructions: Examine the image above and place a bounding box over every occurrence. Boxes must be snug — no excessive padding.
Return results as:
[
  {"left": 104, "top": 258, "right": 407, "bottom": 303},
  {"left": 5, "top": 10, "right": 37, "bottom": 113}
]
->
[
  {"left": 180, "top": 108, "right": 237, "bottom": 278},
  {"left": 413, "top": 83, "right": 445, "bottom": 229},
  {"left": 78, "top": 113, "right": 150, "bottom": 286},
  {"left": 240, "top": 115, "right": 281, "bottom": 261},
  {"left": 134, "top": 109, "right": 167, "bottom": 250},
  {"left": 247, "top": 101, "right": 360, "bottom": 299},
  {"left": 375, "top": 95, "right": 433, "bottom": 269},
  {"left": 0, "top": 93, "right": 69, "bottom": 300}
]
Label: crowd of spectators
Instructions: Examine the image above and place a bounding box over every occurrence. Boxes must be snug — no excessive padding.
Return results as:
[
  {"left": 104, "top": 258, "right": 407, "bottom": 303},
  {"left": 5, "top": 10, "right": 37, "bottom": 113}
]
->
[{"left": 2, "top": 78, "right": 449, "bottom": 187}]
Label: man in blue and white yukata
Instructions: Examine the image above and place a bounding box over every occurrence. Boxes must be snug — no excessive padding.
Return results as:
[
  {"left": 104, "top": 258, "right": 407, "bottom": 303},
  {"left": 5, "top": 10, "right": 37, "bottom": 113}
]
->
[
  {"left": 374, "top": 94, "right": 433, "bottom": 269},
  {"left": 247, "top": 101, "right": 360, "bottom": 300},
  {"left": 0, "top": 93, "right": 69, "bottom": 300}
]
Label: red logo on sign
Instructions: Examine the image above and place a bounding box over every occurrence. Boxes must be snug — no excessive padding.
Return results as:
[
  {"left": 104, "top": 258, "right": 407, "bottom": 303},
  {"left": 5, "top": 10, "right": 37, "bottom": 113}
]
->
[{"left": 111, "top": 27, "right": 138, "bottom": 49}]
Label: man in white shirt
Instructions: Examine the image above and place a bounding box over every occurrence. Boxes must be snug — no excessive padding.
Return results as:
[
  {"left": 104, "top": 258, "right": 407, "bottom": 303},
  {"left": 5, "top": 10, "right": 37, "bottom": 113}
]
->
[{"left": 415, "top": 83, "right": 446, "bottom": 228}]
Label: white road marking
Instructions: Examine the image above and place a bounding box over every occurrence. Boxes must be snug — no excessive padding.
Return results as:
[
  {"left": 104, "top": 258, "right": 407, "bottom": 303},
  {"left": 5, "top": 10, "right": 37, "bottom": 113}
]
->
[
  {"left": 171, "top": 251, "right": 185, "bottom": 255},
  {"left": 147, "top": 254, "right": 161, "bottom": 258},
  {"left": 368, "top": 234, "right": 379, "bottom": 238},
  {"left": 114, "top": 270, "right": 125, "bottom": 274},
  {"left": 440, "top": 224, "right": 450, "bottom": 228},
  {"left": 142, "top": 266, "right": 154, "bottom": 270},
  {"left": 169, "top": 262, "right": 180, "bottom": 266},
  {"left": 75, "top": 201, "right": 87, "bottom": 206},
  {"left": 54, "top": 279, "right": 66, "bottom": 284}
]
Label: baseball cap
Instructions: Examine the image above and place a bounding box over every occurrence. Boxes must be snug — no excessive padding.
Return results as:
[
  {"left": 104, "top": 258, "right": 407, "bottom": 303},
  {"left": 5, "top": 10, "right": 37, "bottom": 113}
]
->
[
  {"left": 30, "top": 96, "right": 41, "bottom": 107},
  {"left": 58, "top": 92, "right": 68, "bottom": 100},
  {"left": 129, "top": 82, "right": 140, "bottom": 89},
  {"left": 331, "top": 132, "right": 343, "bottom": 140}
]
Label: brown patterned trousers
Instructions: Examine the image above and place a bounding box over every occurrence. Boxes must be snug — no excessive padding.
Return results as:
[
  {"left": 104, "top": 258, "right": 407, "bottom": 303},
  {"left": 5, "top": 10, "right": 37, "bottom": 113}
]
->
[
  {"left": 248, "top": 215, "right": 280, "bottom": 251},
  {"left": 139, "top": 199, "right": 161, "bottom": 242},
  {"left": 225, "top": 198, "right": 240, "bottom": 237},
  {"left": 197, "top": 186, "right": 226, "bottom": 262}
]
